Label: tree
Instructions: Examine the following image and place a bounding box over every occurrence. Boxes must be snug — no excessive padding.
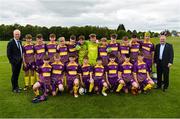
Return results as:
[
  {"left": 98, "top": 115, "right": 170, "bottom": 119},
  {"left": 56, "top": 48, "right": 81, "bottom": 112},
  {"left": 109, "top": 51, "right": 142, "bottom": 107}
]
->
[{"left": 117, "top": 24, "right": 126, "bottom": 31}]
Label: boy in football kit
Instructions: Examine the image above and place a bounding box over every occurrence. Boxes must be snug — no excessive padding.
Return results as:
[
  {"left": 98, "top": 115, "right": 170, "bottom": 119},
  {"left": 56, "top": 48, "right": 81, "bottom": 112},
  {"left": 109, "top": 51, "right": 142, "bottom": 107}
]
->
[
  {"left": 118, "top": 54, "right": 139, "bottom": 94},
  {"left": 105, "top": 53, "right": 122, "bottom": 92},
  {"left": 34, "top": 34, "right": 46, "bottom": 81},
  {"left": 46, "top": 33, "right": 57, "bottom": 64},
  {"left": 76, "top": 35, "right": 88, "bottom": 65},
  {"left": 67, "top": 35, "right": 78, "bottom": 61},
  {"left": 65, "top": 54, "right": 81, "bottom": 98},
  {"left": 108, "top": 34, "right": 120, "bottom": 63},
  {"left": 79, "top": 56, "right": 94, "bottom": 93},
  {"left": 87, "top": 34, "right": 99, "bottom": 66},
  {"left": 93, "top": 57, "right": 108, "bottom": 96},
  {"left": 138, "top": 32, "right": 154, "bottom": 73},
  {"left": 129, "top": 34, "right": 140, "bottom": 64},
  {"left": 22, "top": 34, "right": 36, "bottom": 90},
  {"left": 57, "top": 37, "right": 69, "bottom": 64},
  {"left": 98, "top": 37, "right": 109, "bottom": 66},
  {"left": 32, "top": 55, "right": 52, "bottom": 103},
  {"left": 119, "top": 36, "right": 130, "bottom": 64},
  {"left": 133, "top": 53, "right": 154, "bottom": 93},
  {"left": 51, "top": 53, "right": 65, "bottom": 96}
]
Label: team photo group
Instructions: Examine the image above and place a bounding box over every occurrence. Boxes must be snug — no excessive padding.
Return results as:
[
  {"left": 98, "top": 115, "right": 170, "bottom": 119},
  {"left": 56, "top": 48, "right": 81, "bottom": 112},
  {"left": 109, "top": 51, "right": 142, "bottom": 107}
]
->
[{"left": 7, "top": 29, "right": 174, "bottom": 103}]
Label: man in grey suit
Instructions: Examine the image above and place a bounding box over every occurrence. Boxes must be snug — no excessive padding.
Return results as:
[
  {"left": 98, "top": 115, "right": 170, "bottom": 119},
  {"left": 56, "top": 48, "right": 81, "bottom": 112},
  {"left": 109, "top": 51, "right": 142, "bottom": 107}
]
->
[{"left": 7, "top": 29, "right": 23, "bottom": 93}]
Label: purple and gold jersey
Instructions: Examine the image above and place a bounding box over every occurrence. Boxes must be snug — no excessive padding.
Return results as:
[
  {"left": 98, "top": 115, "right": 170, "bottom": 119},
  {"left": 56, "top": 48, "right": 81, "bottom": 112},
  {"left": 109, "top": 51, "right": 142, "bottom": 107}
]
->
[
  {"left": 140, "top": 41, "right": 154, "bottom": 59},
  {"left": 23, "top": 43, "right": 35, "bottom": 63},
  {"left": 105, "top": 62, "right": 119, "bottom": 78},
  {"left": 119, "top": 62, "right": 134, "bottom": 83},
  {"left": 133, "top": 61, "right": 149, "bottom": 74},
  {"left": 119, "top": 43, "right": 130, "bottom": 57},
  {"left": 120, "top": 62, "right": 133, "bottom": 75},
  {"left": 133, "top": 61, "right": 149, "bottom": 81},
  {"left": 108, "top": 42, "right": 120, "bottom": 56},
  {"left": 39, "top": 64, "right": 52, "bottom": 84},
  {"left": 98, "top": 45, "right": 108, "bottom": 58},
  {"left": 130, "top": 42, "right": 140, "bottom": 63},
  {"left": 51, "top": 61, "right": 64, "bottom": 77},
  {"left": 65, "top": 62, "right": 80, "bottom": 78},
  {"left": 98, "top": 45, "right": 108, "bottom": 65},
  {"left": 34, "top": 43, "right": 46, "bottom": 60},
  {"left": 57, "top": 45, "right": 68, "bottom": 63},
  {"left": 139, "top": 40, "right": 154, "bottom": 72},
  {"left": 93, "top": 64, "right": 105, "bottom": 79},
  {"left": 67, "top": 42, "right": 77, "bottom": 56},
  {"left": 81, "top": 64, "right": 92, "bottom": 78},
  {"left": 46, "top": 42, "right": 57, "bottom": 58}
]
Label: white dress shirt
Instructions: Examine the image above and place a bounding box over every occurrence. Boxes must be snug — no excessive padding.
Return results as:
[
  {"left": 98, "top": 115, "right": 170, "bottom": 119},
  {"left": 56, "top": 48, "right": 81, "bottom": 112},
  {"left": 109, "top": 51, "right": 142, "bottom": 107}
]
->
[
  {"left": 14, "top": 38, "right": 22, "bottom": 57},
  {"left": 159, "top": 43, "right": 165, "bottom": 60}
]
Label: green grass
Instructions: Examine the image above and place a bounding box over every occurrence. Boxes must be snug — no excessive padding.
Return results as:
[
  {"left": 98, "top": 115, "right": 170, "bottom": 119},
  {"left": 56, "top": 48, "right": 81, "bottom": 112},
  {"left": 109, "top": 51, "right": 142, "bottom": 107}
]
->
[{"left": 0, "top": 37, "right": 180, "bottom": 118}]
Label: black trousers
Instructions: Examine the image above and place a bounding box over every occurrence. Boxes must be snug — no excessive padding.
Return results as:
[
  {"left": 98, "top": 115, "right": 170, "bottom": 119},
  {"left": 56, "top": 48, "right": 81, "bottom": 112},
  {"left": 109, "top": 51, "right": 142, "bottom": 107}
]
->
[
  {"left": 11, "top": 60, "right": 22, "bottom": 90},
  {"left": 157, "top": 60, "right": 169, "bottom": 89}
]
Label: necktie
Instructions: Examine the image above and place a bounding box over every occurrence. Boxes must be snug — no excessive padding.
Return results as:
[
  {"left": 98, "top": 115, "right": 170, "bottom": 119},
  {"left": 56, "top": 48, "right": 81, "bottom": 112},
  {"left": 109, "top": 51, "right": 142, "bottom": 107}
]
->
[{"left": 17, "top": 41, "right": 22, "bottom": 57}]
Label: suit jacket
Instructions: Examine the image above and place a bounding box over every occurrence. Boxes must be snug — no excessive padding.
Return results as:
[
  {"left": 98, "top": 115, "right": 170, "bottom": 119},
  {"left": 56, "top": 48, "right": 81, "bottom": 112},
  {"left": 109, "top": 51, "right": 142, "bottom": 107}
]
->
[
  {"left": 154, "top": 43, "right": 174, "bottom": 66},
  {"left": 7, "top": 39, "right": 23, "bottom": 65}
]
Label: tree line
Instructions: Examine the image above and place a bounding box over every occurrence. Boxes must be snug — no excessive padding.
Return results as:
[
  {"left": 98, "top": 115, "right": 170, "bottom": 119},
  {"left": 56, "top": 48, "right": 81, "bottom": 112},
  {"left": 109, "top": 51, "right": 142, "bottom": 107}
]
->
[{"left": 0, "top": 23, "right": 160, "bottom": 41}]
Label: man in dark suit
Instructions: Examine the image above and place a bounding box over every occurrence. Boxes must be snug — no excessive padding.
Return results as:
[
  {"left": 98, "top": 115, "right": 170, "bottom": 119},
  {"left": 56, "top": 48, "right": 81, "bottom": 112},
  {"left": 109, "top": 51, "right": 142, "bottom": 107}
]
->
[
  {"left": 7, "top": 29, "right": 23, "bottom": 93},
  {"left": 154, "top": 35, "right": 174, "bottom": 92}
]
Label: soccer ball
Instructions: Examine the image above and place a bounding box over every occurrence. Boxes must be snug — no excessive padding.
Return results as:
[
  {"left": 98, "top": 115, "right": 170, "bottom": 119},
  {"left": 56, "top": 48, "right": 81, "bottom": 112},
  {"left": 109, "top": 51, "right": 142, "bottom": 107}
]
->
[{"left": 79, "top": 87, "right": 86, "bottom": 95}]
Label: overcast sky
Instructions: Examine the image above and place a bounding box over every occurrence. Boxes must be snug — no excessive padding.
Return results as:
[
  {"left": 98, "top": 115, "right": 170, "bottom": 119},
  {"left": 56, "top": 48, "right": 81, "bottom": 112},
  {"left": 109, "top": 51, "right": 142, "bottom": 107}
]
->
[{"left": 0, "top": 0, "right": 179, "bottom": 32}]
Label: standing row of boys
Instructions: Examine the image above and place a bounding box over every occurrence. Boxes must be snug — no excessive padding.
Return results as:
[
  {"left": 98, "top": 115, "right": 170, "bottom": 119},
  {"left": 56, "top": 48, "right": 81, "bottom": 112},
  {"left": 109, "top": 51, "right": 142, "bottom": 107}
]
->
[{"left": 22, "top": 32, "right": 155, "bottom": 103}]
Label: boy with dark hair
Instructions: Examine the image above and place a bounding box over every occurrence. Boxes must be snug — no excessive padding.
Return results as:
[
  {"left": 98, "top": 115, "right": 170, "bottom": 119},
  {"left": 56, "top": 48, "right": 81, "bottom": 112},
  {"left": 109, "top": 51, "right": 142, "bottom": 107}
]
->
[
  {"left": 34, "top": 34, "right": 46, "bottom": 81},
  {"left": 65, "top": 54, "right": 81, "bottom": 98},
  {"left": 118, "top": 54, "right": 139, "bottom": 94},
  {"left": 32, "top": 55, "right": 52, "bottom": 103},
  {"left": 51, "top": 53, "right": 65, "bottom": 96},
  {"left": 79, "top": 56, "right": 94, "bottom": 93},
  {"left": 46, "top": 33, "right": 57, "bottom": 64},
  {"left": 133, "top": 53, "right": 154, "bottom": 93},
  {"left": 93, "top": 57, "right": 108, "bottom": 96},
  {"left": 76, "top": 35, "right": 88, "bottom": 65},
  {"left": 98, "top": 37, "right": 109, "bottom": 66}
]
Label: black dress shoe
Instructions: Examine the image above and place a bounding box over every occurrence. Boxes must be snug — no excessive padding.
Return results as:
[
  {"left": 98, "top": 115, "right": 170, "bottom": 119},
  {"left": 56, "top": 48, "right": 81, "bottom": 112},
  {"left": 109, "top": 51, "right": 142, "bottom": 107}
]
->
[
  {"left": 162, "top": 87, "right": 167, "bottom": 92},
  {"left": 16, "top": 89, "right": 21, "bottom": 93},
  {"left": 12, "top": 89, "right": 17, "bottom": 93}
]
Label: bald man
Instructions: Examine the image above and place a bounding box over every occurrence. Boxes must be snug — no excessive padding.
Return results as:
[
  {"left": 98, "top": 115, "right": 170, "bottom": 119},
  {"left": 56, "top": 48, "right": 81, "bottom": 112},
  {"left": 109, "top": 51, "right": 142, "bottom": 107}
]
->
[
  {"left": 7, "top": 29, "right": 23, "bottom": 93},
  {"left": 154, "top": 35, "right": 174, "bottom": 92}
]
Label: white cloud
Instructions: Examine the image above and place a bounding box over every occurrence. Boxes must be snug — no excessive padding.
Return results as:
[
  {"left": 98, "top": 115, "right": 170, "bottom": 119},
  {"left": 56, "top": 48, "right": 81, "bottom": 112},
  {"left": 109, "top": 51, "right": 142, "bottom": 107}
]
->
[{"left": 0, "top": 0, "right": 179, "bottom": 32}]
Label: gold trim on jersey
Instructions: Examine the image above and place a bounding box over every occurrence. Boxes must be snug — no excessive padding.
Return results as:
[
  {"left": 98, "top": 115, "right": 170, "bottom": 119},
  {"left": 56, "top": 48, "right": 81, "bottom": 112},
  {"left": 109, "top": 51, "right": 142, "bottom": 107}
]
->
[
  {"left": 142, "top": 46, "right": 150, "bottom": 51},
  {"left": 60, "top": 52, "right": 67, "bottom": 56},
  {"left": 69, "top": 71, "right": 77, "bottom": 75},
  {"left": 48, "top": 49, "right": 56, "bottom": 53},
  {"left": 37, "top": 49, "right": 45, "bottom": 54},
  {"left": 95, "top": 72, "right": 103, "bottom": 77},
  {"left": 26, "top": 50, "right": 34, "bottom": 54},
  {"left": 43, "top": 73, "right": 51, "bottom": 77},
  {"left": 109, "top": 70, "right": 117, "bottom": 74},
  {"left": 138, "top": 69, "right": 147, "bottom": 73},
  {"left": 69, "top": 48, "right": 76, "bottom": 52},
  {"left": 121, "top": 50, "right": 129, "bottom": 54},
  {"left": 83, "top": 71, "right": 89, "bottom": 76},
  {"left": 100, "top": 52, "right": 107, "bottom": 56},
  {"left": 52, "top": 70, "right": 62, "bottom": 74},
  {"left": 130, "top": 49, "right": 139, "bottom": 52},
  {"left": 123, "top": 70, "right": 132, "bottom": 74},
  {"left": 111, "top": 47, "right": 118, "bottom": 51}
]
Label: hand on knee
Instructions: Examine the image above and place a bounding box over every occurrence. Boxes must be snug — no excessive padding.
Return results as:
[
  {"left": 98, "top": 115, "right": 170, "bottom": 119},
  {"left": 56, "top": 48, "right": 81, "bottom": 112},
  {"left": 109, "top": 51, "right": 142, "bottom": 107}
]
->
[{"left": 58, "top": 84, "right": 64, "bottom": 91}]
